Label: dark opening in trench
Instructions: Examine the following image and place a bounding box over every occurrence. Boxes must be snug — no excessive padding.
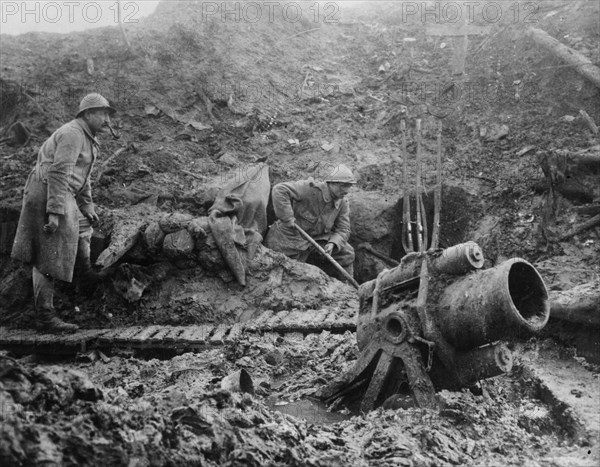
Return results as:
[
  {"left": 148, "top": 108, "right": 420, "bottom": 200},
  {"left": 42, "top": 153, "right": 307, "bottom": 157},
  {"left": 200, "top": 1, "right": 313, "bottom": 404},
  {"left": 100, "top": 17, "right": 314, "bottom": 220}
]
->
[{"left": 507, "top": 262, "right": 549, "bottom": 329}]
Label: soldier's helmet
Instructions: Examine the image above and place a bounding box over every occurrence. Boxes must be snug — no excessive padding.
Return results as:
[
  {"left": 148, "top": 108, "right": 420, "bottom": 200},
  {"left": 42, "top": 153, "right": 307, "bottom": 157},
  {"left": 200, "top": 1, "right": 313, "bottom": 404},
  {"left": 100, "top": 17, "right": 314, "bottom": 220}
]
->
[
  {"left": 325, "top": 164, "right": 357, "bottom": 184},
  {"left": 77, "top": 93, "right": 116, "bottom": 117}
]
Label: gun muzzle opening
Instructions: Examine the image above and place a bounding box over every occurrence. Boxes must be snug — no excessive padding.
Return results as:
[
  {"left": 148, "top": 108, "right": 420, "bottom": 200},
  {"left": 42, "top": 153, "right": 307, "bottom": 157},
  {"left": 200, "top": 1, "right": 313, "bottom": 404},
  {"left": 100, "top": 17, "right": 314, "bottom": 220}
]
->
[{"left": 507, "top": 261, "right": 550, "bottom": 330}]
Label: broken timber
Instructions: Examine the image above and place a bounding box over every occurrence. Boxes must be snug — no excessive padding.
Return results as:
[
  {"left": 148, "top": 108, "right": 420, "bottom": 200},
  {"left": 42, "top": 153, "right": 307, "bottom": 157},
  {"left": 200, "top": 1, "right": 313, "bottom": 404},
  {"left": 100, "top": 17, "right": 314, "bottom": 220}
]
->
[
  {"left": 0, "top": 308, "right": 356, "bottom": 355},
  {"left": 549, "top": 283, "right": 600, "bottom": 326},
  {"left": 527, "top": 27, "right": 600, "bottom": 89}
]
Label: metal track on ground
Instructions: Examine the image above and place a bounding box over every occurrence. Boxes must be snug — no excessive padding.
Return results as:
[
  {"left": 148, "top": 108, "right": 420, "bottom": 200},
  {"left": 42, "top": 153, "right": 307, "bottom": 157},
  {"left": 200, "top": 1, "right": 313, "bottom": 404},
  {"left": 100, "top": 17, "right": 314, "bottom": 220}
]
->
[{"left": 0, "top": 308, "right": 356, "bottom": 354}]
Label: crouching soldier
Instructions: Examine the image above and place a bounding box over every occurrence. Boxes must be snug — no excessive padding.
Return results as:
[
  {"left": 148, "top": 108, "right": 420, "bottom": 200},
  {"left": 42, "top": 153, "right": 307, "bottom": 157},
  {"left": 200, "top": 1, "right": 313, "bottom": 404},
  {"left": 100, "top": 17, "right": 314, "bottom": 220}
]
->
[
  {"left": 265, "top": 164, "right": 356, "bottom": 279},
  {"left": 11, "top": 93, "right": 116, "bottom": 332}
]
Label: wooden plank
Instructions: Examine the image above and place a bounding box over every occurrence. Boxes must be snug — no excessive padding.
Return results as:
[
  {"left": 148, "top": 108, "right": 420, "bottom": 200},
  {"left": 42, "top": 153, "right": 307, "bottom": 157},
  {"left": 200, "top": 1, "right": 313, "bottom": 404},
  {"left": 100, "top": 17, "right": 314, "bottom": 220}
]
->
[
  {"left": 178, "top": 325, "right": 214, "bottom": 344},
  {"left": 147, "top": 327, "right": 175, "bottom": 343},
  {"left": 34, "top": 332, "right": 63, "bottom": 346},
  {"left": 67, "top": 329, "right": 109, "bottom": 350},
  {"left": 121, "top": 326, "right": 148, "bottom": 339},
  {"left": 209, "top": 324, "right": 229, "bottom": 345},
  {"left": 98, "top": 328, "right": 129, "bottom": 344},
  {"left": 108, "top": 326, "right": 142, "bottom": 343},
  {"left": 295, "top": 309, "right": 330, "bottom": 332},
  {"left": 279, "top": 309, "right": 307, "bottom": 331},
  {"left": 264, "top": 310, "right": 288, "bottom": 328},
  {"left": 0, "top": 329, "right": 19, "bottom": 344},
  {"left": 62, "top": 330, "right": 97, "bottom": 345},
  {"left": 101, "top": 328, "right": 127, "bottom": 340},
  {"left": 176, "top": 326, "right": 199, "bottom": 342},
  {"left": 16, "top": 329, "right": 40, "bottom": 345},
  {"left": 273, "top": 309, "right": 306, "bottom": 332},
  {"left": 80, "top": 329, "right": 110, "bottom": 340},
  {"left": 224, "top": 323, "right": 244, "bottom": 343},
  {"left": 317, "top": 307, "right": 355, "bottom": 332},
  {"left": 177, "top": 326, "right": 203, "bottom": 342},
  {"left": 163, "top": 327, "right": 187, "bottom": 342},
  {"left": 190, "top": 324, "right": 214, "bottom": 344},
  {"left": 0, "top": 329, "right": 26, "bottom": 345},
  {"left": 333, "top": 315, "right": 356, "bottom": 332},
  {"left": 321, "top": 309, "right": 340, "bottom": 329},
  {"left": 128, "top": 326, "right": 163, "bottom": 342},
  {"left": 245, "top": 310, "right": 274, "bottom": 332}
]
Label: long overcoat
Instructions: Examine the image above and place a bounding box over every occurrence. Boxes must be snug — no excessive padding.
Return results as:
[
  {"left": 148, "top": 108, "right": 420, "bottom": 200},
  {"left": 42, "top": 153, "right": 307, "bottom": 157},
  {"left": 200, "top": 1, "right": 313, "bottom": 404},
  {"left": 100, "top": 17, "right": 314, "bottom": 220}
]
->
[{"left": 11, "top": 118, "right": 98, "bottom": 282}]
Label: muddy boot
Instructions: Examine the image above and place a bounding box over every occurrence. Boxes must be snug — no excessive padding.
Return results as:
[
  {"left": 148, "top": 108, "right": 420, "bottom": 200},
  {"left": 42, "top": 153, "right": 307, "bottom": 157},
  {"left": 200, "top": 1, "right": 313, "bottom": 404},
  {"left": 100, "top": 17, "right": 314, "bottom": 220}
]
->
[
  {"left": 36, "top": 308, "right": 79, "bottom": 333},
  {"left": 32, "top": 267, "right": 78, "bottom": 333}
]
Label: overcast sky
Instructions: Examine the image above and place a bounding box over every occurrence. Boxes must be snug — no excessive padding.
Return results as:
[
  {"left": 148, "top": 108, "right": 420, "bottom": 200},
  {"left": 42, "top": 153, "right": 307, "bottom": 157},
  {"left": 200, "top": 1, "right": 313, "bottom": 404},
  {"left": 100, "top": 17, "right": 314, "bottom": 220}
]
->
[{"left": 0, "top": 1, "right": 160, "bottom": 35}]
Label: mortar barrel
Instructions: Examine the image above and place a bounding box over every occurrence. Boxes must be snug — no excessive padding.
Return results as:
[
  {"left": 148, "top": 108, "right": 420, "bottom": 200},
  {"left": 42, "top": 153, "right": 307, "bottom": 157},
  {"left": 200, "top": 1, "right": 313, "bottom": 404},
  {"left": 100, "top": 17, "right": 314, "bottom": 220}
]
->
[{"left": 435, "top": 258, "right": 549, "bottom": 350}]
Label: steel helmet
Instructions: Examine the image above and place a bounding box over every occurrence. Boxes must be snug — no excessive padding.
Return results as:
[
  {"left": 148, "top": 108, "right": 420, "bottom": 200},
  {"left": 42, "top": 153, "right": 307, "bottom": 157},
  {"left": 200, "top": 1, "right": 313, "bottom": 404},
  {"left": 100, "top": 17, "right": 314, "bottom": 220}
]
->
[
  {"left": 77, "top": 93, "right": 116, "bottom": 117},
  {"left": 324, "top": 164, "right": 357, "bottom": 184}
]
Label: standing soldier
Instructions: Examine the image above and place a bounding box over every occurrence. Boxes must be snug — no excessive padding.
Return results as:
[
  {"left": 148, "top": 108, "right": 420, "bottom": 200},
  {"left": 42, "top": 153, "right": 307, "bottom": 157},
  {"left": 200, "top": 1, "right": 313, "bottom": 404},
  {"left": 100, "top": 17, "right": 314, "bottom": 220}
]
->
[
  {"left": 265, "top": 164, "right": 356, "bottom": 278},
  {"left": 11, "top": 93, "right": 116, "bottom": 332}
]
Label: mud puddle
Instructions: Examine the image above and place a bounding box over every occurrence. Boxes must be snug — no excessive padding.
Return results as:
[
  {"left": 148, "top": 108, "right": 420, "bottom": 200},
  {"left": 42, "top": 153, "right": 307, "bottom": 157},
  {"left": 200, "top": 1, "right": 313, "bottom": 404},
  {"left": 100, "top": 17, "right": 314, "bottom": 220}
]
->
[{"left": 266, "top": 397, "right": 352, "bottom": 424}]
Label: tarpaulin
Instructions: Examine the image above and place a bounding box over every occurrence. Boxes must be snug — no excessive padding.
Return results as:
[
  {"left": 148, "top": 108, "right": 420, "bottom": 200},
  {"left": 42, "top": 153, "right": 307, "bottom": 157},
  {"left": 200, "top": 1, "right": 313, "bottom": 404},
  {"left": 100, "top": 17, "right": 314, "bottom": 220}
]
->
[{"left": 208, "top": 163, "right": 270, "bottom": 285}]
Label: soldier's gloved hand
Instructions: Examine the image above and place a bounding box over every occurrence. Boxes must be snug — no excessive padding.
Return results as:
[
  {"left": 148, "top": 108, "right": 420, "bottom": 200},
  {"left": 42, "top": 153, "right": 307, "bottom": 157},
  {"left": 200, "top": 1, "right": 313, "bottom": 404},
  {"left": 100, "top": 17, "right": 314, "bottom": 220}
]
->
[
  {"left": 80, "top": 206, "right": 100, "bottom": 226},
  {"left": 43, "top": 214, "right": 60, "bottom": 233},
  {"left": 324, "top": 242, "right": 335, "bottom": 255},
  {"left": 282, "top": 218, "right": 296, "bottom": 228}
]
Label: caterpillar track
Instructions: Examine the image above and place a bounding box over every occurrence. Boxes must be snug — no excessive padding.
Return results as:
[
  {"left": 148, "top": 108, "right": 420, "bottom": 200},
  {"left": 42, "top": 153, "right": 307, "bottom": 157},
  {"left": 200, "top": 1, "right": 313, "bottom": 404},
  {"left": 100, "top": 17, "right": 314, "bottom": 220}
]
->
[{"left": 0, "top": 308, "right": 356, "bottom": 355}]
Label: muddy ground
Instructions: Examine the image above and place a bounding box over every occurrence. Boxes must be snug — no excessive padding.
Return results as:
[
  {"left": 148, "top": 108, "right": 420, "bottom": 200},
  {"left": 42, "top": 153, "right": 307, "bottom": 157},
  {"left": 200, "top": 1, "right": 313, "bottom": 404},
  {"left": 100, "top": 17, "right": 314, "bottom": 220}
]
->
[
  {"left": 1, "top": 336, "right": 597, "bottom": 467},
  {"left": 1, "top": 1, "right": 599, "bottom": 466}
]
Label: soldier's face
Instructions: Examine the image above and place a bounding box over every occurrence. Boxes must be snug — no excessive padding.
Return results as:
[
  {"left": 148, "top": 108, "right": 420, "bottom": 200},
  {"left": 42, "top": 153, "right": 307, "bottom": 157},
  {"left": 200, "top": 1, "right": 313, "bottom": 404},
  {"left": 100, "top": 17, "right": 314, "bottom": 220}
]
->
[
  {"left": 329, "top": 183, "right": 353, "bottom": 199},
  {"left": 85, "top": 109, "right": 111, "bottom": 134}
]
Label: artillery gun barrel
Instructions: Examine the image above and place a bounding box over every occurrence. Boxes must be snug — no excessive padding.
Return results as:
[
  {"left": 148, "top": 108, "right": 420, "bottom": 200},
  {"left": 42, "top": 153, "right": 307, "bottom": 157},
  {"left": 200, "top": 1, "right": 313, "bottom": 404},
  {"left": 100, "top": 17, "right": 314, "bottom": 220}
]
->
[{"left": 435, "top": 258, "right": 550, "bottom": 350}]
